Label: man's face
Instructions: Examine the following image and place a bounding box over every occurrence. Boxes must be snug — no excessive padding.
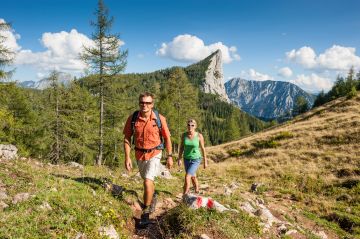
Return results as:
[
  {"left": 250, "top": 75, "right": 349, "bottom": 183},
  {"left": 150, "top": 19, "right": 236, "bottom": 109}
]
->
[{"left": 139, "top": 96, "right": 154, "bottom": 113}]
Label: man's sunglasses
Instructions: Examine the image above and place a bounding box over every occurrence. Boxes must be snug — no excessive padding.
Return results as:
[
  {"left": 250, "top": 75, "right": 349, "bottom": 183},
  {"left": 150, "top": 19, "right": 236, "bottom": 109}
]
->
[
  {"left": 139, "top": 101, "right": 153, "bottom": 105},
  {"left": 187, "top": 124, "right": 195, "bottom": 127}
]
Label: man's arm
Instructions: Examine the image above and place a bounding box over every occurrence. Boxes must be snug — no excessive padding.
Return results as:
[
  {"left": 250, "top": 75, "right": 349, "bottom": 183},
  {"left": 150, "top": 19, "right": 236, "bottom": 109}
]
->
[
  {"left": 164, "top": 136, "right": 173, "bottom": 169},
  {"left": 124, "top": 136, "right": 133, "bottom": 171}
]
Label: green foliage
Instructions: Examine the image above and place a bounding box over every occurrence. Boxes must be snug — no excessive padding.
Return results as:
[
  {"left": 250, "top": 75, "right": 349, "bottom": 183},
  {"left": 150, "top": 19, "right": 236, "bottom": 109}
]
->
[
  {"left": 0, "top": 21, "right": 15, "bottom": 80},
  {"left": 293, "top": 96, "right": 310, "bottom": 116},
  {"left": 313, "top": 67, "right": 359, "bottom": 107},
  {"left": 252, "top": 139, "right": 279, "bottom": 149},
  {"left": 161, "top": 204, "right": 261, "bottom": 239}
]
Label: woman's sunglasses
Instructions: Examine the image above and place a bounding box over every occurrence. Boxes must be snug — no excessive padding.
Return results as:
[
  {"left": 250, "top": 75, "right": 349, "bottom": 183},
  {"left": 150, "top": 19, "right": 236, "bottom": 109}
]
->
[{"left": 187, "top": 124, "right": 195, "bottom": 127}]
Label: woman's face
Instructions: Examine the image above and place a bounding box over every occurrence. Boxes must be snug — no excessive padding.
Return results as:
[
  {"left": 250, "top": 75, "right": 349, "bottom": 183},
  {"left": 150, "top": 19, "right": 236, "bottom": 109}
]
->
[{"left": 187, "top": 121, "right": 196, "bottom": 133}]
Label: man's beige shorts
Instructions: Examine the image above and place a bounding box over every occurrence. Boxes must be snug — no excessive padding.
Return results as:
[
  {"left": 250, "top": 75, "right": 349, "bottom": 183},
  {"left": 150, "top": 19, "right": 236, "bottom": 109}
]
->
[{"left": 137, "top": 152, "right": 162, "bottom": 181}]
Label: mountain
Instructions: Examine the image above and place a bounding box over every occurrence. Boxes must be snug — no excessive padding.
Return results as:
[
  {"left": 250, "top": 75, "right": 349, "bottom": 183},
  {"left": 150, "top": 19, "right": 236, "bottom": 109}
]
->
[
  {"left": 17, "top": 73, "right": 74, "bottom": 90},
  {"left": 225, "top": 78, "right": 316, "bottom": 120}
]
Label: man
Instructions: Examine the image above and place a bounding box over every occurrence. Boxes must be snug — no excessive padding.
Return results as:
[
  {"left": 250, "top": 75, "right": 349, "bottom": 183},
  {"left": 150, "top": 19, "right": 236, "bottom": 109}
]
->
[{"left": 123, "top": 92, "right": 173, "bottom": 227}]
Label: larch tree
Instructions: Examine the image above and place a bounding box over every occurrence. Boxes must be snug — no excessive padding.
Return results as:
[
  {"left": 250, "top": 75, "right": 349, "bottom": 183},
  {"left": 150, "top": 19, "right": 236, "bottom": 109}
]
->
[
  {"left": 81, "top": 0, "right": 128, "bottom": 165},
  {"left": 0, "top": 20, "right": 15, "bottom": 81}
]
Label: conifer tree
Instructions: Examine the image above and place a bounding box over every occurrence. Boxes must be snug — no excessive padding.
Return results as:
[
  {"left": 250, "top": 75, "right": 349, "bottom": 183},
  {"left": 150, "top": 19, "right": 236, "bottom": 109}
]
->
[
  {"left": 0, "top": 21, "right": 15, "bottom": 80},
  {"left": 81, "top": 0, "right": 128, "bottom": 165}
]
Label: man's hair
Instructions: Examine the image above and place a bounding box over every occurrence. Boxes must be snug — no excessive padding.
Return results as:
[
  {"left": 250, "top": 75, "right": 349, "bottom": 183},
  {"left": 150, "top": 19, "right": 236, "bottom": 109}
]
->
[{"left": 139, "top": 92, "right": 155, "bottom": 101}]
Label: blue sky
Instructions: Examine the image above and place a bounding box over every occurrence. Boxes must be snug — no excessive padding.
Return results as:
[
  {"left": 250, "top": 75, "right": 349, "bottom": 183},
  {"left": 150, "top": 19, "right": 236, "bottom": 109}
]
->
[{"left": 1, "top": 0, "right": 360, "bottom": 92}]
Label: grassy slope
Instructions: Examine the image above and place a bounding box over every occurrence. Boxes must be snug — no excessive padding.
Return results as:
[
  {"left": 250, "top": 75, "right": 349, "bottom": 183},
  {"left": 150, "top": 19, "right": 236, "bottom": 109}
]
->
[
  {"left": 207, "top": 92, "right": 360, "bottom": 238},
  {"left": 1, "top": 93, "right": 358, "bottom": 239}
]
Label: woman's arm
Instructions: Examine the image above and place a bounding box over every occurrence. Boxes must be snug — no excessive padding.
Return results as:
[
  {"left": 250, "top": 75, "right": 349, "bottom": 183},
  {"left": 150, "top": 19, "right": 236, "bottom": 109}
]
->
[
  {"left": 199, "top": 133, "right": 208, "bottom": 169},
  {"left": 178, "top": 133, "right": 185, "bottom": 166}
]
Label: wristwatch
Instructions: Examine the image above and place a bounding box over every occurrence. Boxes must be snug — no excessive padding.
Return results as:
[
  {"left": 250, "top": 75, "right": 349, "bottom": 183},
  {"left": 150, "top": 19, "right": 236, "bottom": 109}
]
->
[{"left": 167, "top": 154, "right": 173, "bottom": 158}]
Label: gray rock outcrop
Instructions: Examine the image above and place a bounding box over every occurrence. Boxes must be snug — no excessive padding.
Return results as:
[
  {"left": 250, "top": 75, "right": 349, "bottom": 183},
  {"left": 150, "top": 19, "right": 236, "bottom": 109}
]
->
[
  {"left": 0, "top": 144, "right": 18, "bottom": 161},
  {"left": 202, "top": 50, "right": 230, "bottom": 102}
]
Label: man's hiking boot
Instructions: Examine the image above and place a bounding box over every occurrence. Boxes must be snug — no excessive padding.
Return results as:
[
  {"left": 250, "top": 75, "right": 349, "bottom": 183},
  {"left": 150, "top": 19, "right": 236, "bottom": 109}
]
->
[
  {"left": 138, "top": 212, "right": 151, "bottom": 228},
  {"left": 150, "top": 192, "right": 157, "bottom": 213}
]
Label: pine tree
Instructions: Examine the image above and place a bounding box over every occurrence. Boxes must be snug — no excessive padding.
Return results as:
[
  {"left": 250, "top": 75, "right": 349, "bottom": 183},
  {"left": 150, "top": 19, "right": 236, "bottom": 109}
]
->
[
  {"left": 81, "top": 0, "right": 128, "bottom": 165},
  {"left": 0, "top": 21, "right": 15, "bottom": 80}
]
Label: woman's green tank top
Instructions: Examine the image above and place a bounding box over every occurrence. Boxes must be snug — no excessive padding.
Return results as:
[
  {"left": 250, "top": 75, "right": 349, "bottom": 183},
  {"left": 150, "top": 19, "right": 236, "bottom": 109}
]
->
[{"left": 183, "top": 132, "right": 202, "bottom": 160}]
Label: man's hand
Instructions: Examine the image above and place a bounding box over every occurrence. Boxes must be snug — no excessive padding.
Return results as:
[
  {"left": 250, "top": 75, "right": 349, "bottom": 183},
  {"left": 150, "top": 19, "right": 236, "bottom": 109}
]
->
[
  {"left": 125, "top": 158, "right": 132, "bottom": 172},
  {"left": 177, "top": 158, "right": 182, "bottom": 167},
  {"left": 166, "top": 156, "right": 173, "bottom": 169}
]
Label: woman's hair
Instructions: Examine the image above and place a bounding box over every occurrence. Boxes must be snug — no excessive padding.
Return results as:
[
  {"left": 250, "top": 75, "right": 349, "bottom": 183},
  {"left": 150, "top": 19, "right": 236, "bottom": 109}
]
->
[{"left": 187, "top": 118, "right": 197, "bottom": 126}]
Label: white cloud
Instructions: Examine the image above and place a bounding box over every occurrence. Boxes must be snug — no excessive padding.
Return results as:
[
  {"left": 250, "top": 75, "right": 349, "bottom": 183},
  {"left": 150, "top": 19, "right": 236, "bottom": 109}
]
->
[
  {"left": 0, "top": 18, "right": 21, "bottom": 52},
  {"left": 290, "top": 73, "right": 333, "bottom": 92},
  {"left": 241, "top": 68, "right": 274, "bottom": 81},
  {"left": 15, "top": 29, "right": 94, "bottom": 74},
  {"left": 286, "top": 45, "right": 360, "bottom": 71},
  {"left": 286, "top": 46, "right": 317, "bottom": 68},
  {"left": 156, "top": 34, "right": 241, "bottom": 64},
  {"left": 278, "top": 67, "right": 293, "bottom": 78}
]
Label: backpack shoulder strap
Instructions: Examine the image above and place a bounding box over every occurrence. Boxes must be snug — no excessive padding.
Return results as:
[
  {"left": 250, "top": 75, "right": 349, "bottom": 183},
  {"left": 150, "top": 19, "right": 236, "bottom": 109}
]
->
[
  {"left": 131, "top": 111, "right": 139, "bottom": 145},
  {"left": 153, "top": 110, "right": 162, "bottom": 131}
]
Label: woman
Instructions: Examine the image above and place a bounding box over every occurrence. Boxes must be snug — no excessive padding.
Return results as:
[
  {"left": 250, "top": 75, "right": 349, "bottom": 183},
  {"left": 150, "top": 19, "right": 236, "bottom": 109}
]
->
[{"left": 178, "top": 119, "right": 208, "bottom": 195}]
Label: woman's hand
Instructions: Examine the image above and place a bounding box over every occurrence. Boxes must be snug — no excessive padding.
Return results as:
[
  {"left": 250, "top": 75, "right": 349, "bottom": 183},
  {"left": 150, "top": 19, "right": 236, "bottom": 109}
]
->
[
  {"left": 177, "top": 158, "right": 182, "bottom": 167},
  {"left": 203, "top": 158, "right": 208, "bottom": 169}
]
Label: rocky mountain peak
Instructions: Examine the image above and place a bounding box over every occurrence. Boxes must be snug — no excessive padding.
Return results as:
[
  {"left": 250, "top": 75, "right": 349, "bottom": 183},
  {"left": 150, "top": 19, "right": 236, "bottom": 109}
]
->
[{"left": 202, "top": 50, "right": 230, "bottom": 102}]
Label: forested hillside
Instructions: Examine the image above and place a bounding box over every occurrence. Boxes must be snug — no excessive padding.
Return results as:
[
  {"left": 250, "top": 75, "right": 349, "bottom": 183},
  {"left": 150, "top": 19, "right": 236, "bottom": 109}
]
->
[{"left": 0, "top": 53, "right": 266, "bottom": 166}]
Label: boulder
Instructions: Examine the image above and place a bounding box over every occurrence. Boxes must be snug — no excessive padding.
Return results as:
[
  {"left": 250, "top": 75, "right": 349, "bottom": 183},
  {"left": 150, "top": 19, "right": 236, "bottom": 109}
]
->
[
  {"left": 183, "top": 194, "right": 238, "bottom": 213},
  {"left": 98, "top": 225, "right": 119, "bottom": 239},
  {"left": 12, "top": 192, "right": 30, "bottom": 204},
  {"left": 0, "top": 144, "right": 18, "bottom": 161},
  {"left": 67, "top": 162, "right": 84, "bottom": 169}
]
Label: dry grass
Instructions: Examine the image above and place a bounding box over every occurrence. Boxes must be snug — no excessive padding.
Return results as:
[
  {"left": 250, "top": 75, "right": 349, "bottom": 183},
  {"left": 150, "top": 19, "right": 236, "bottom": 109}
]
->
[{"left": 205, "top": 92, "right": 360, "bottom": 238}]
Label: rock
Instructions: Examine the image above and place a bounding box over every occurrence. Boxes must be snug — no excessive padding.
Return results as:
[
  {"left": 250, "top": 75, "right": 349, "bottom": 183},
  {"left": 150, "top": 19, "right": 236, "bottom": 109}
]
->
[
  {"left": 0, "top": 144, "right": 18, "bottom": 160},
  {"left": 314, "top": 231, "right": 328, "bottom": 239},
  {"left": 202, "top": 50, "right": 230, "bottom": 102},
  {"left": 240, "top": 201, "right": 256, "bottom": 214},
  {"left": 183, "top": 194, "right": 238, "bottom": 213},
  {"left": 120, "top": 172, "right": 129, "bottom": 178},
  {"left": 0, "top": 191, "right": 8, "bottom": 200},
  {"left": 199, "top": 184, "right": 209, "bottom": 190},
  {"left": 158, "top": 163, "right": 172, "bottom": 179},
  {"left": 39, "top": 201, "right": 52, "bottom": 211},
  {"left": 98, "top": 225, "right": 119, "bottom": 239},
  {"left": 250, "top": 182, "right": 264, "bottom": 192},
  {"left": 12, "top": 193, "right": 30, "bottom": 204},
  {"left": 163, "top": 197, "right": 177, "bottom": 208},
  {"left": 277, "top": 224, "right": 287, "bottom": 234},
  {"left": 254, "top": 207, "right": 280, "bottom": 228},
  {"left": 200, "top": 234, "right": 211, "bottom": 239},
  {"left": 0, "top": 201, "right": 9, "bottom": 210},
  {"left": 67, "top": 162, "right": 84, "bottom": 169},
  {"left": 229, "top": 182, "right": 240, "bottom": 190},
  {"left": 74, "top": 232, "right": 87, "bottom": 239},
  {"left": 285, "top": 229, "right": 299, "bottom": 236}
]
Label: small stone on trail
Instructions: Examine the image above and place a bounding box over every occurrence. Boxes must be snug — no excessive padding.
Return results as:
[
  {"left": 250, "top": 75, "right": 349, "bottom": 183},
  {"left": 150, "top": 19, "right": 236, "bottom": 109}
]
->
[
  {"left": 98, "top": 225, "right": 119, "bottom": 239},
  {"left": 12, "top": 192, "right": 30, "bottom": 204}
]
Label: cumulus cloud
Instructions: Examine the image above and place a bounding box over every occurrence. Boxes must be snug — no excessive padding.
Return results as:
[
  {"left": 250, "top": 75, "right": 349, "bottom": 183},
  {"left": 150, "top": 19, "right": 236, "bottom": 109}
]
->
[
  {"left": 0, "top": 18, "right": 21, "bottom": 52},
  {"left": 241, "top": 68, "right": 274, "bottom": 81},
  {"left": 15, "top": 29, "right": 95, "bottom": 73},
  {"left": 278, "top": 67, "right": 293, "bottom": 78},
  {"left": 156, "top": 34, "right": 241, "bottom": 64},
  {"left": 290, "top": 73, "right": 333, "bottom": 92},
  {"left": 286, "top": 45, "right": 360, "bottom": 71}
]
